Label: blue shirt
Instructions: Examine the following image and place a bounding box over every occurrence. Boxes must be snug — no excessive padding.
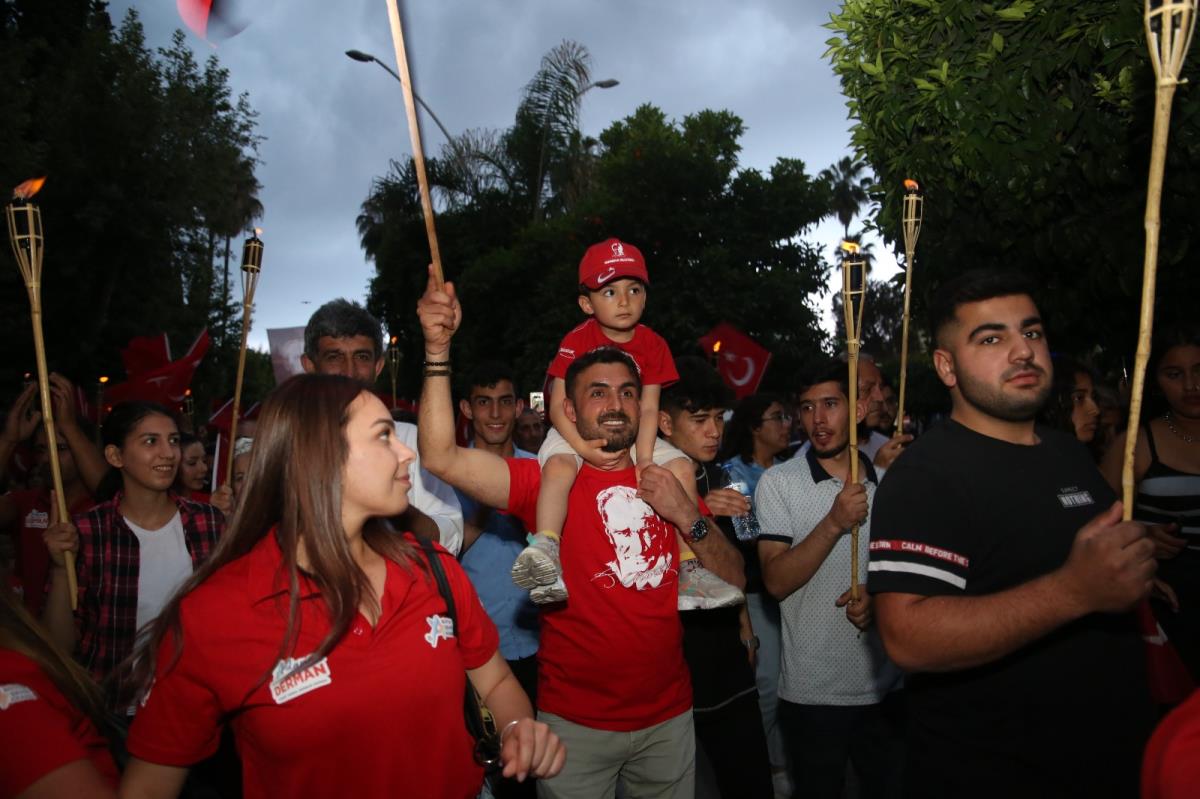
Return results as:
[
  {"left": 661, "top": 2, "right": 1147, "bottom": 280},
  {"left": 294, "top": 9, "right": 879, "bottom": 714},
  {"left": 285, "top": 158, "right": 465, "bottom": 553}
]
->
[{"left": 457, "top": 445, "right": 539, "bottom": 661}]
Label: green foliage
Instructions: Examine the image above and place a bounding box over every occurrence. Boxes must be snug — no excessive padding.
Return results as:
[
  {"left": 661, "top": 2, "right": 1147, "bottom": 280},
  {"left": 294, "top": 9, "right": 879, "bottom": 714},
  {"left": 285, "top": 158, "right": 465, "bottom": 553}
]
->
[
  {"left": 0, "top": 2, "right": 262, "bottom": 413},
  {"left": 362, "top": 102, "right": 834, "bottom": 398},
  {"left": 826, "top": 0, "right": 1200, "bottom": 370}
]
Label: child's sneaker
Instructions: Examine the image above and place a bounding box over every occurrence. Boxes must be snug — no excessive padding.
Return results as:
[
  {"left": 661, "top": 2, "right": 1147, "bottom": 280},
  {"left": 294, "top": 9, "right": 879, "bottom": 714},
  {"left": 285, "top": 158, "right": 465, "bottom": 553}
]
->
[
  {"left": 512, "top": 531, "right": 568, "bottom": 604},
  {"left": 677, "top": 559, "right": 744, "bottom": 610}
]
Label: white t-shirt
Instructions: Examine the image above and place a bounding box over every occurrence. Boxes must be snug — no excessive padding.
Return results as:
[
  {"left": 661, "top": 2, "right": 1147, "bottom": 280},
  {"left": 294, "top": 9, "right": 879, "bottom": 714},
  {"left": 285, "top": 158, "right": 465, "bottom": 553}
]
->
[{"left": 126, "top": 512, "right": 193, "bottom": 634}]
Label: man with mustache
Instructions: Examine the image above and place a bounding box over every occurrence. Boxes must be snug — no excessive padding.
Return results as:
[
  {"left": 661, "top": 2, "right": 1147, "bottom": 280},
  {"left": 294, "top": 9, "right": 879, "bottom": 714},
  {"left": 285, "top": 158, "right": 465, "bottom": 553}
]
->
[
  {"left": 867, "top": 270, "right": 1155, "bottom": 798},
  {"left": 417, "top": 273, "right": 742, "bottom": 798},
  {"left": 756, "top": 361, "right": 904, "bottom": 798}
]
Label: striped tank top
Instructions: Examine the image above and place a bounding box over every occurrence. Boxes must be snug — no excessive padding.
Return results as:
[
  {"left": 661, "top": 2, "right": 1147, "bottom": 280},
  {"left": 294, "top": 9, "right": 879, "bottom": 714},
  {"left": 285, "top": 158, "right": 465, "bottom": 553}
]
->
[{"left": 1133, "top": 425, "right": 1200, "bottom": 552}]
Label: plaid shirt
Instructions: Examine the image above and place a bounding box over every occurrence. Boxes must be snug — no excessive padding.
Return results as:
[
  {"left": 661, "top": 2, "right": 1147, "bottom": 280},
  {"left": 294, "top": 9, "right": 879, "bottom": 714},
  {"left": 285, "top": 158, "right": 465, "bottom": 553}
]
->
[{"left": 72, "top": 492, "right": 223, "bottom": 681}]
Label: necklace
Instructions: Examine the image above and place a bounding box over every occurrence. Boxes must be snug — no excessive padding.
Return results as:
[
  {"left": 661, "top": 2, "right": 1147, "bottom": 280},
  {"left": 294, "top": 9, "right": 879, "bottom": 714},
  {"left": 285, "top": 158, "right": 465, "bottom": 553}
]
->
[{"left": 1165, "top": 412, "right": 1198, "bottom": 444}]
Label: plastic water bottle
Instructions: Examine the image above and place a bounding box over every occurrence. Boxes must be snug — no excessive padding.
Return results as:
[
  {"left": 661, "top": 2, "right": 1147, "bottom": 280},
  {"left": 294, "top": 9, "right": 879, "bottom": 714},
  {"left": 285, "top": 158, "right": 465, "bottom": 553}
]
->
[{"left": 727, "top": 481, "right": 761, "bottom": 541}]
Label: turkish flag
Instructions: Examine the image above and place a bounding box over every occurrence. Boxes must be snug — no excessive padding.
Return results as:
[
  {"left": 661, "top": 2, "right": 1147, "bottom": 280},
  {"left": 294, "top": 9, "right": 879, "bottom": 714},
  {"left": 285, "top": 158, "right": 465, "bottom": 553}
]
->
[
  {"left": 120, "top": 333, "right": 172, "bottom": 378},
  {"left": 1138, "top": 599, "right": 1195, "bottom": 705},
  {"left": 105, "top": 329, "right": 211, "bottom": 409},
  {"left": 698, "top": 323, "right": 771, "bottom": 399}
]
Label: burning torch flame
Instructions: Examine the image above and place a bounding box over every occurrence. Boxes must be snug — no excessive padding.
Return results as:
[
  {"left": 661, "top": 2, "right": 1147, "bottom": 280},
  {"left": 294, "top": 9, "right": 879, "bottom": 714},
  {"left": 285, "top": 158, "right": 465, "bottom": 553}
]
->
[
  {"left": 713, "top": 340, "right": 722, "bottom": 354},
  {"left": 903, "top": 179, "right": 920, "bottom": 191},
  {"left": 390, "top": 335, "right": 398, "bottom": 345},
  {"left": 12, "top": 177, "right": 46, "bottom": 200},
  {"left": 840, "top": 240, "right": 861, "bottom": 255},
  {"left": 254, "top": 227, "right": 263, "bottom": 236}
]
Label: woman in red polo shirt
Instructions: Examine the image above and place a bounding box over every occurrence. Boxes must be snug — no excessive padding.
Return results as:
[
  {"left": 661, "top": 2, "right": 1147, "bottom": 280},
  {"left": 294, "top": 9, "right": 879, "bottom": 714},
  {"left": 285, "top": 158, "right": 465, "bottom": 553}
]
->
[
  {"left": 0, "top": 586, "right": 119, "bottom": 798},
  {"left": 118, "top": 374, "right": 564, "bottom": 799}
]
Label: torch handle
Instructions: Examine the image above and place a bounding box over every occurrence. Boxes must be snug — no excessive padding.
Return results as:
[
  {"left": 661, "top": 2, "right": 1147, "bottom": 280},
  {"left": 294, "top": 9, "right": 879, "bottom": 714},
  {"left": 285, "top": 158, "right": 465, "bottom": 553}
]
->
[
  {"left": 1123, "top": 83, "right": 1177, "bottom": 521},
  {"left": 28, "top": 303, "right": 78, "bottom": 610},
  {"left": 225, "top": 303, "right": 253, "bottom": 489},
  {"left": 384, "top": 0, "right": 445, "bottom": 290},
  {"left": 895, "top": 256, "right": 915, "bottom": 438},
  {"left": 846, "top": 347, "right": 861, "bottom": 602}
]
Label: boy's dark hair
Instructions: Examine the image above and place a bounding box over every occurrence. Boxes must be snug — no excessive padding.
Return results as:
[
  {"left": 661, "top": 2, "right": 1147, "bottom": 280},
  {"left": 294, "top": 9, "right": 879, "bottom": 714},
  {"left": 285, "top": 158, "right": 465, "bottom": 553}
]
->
[
  {"left": 800, "top": 361, "right": 851, "bottom": 400},
  {"left": 564, "top": 347, "right": 642, "bottom": 400},
  {"left": 304, "top": 299, "right": 384, "bottom": 361},
  {"left": 927, "top": 270, "right": 1038, "bottom": 348},
  {"left": 465, "top": 361, "right": 517, "bottom": 395},
  {"left": 661, "top": 356, "right": 733, "bottom": 415}
]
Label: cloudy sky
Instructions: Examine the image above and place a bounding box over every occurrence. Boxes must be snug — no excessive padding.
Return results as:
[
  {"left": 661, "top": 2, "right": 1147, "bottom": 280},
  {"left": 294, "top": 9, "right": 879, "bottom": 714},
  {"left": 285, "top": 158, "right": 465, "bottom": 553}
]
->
[{"left": 108, "top": 0, "right": 895, "bottom": 349}]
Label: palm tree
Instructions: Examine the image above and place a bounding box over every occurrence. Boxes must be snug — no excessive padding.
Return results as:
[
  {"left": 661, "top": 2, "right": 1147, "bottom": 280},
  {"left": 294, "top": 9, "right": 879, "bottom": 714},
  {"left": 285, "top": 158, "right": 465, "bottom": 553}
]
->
[{"left": 821, "top": 156, "right": 873, "bottom": 238}]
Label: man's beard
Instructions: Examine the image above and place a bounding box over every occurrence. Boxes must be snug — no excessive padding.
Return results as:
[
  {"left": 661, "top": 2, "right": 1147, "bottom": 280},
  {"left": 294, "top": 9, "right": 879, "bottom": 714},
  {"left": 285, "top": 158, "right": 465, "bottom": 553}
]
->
[
  {"left": 810, "top": 435, "right": 849, "bottom": 459},
  {"left": 578, "top": 411, "right": 638, "bottom": 453},
  {"left": 956, "top": 362, "right": 1051, "bottom": 422}
]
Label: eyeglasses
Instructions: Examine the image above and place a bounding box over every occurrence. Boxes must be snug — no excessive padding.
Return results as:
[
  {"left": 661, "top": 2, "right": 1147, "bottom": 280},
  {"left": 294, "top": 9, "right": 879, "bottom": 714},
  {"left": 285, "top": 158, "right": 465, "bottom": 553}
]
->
[{"left": 760, "top": 413, "right": 792, "bottom": 424}]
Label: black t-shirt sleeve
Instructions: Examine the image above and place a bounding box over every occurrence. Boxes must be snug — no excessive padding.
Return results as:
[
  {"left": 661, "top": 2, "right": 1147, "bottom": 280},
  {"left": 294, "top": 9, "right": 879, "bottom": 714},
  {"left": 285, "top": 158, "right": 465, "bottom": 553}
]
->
[{"left": 868, "top": 459, "right": 973, "bottom": 597}]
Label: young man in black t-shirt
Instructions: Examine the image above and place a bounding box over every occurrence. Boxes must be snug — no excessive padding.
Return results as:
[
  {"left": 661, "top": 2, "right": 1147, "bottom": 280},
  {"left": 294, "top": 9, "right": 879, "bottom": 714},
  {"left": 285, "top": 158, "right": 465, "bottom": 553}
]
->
[
  {"left": 659, "top": 357, "right": 773, "bottom": 799},
  {"left": 868, "top": 270, "right": 1156, "bottom": 799}
]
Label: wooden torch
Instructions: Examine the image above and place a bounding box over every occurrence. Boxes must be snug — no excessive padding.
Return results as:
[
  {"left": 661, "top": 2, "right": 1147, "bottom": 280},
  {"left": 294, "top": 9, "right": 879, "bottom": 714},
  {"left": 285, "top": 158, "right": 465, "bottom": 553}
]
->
[
  {"left": 224, "top": 229, "right": 263, "bottom": 488},
  {"left": 6, "top": 177, "right": 77, "bottom": 609},
  {"left": 1122, "top": 0, "right": 1197, "bottom": 519},
  {"left": 896, "top": 179, "right": 923, "bottom": 438},
  {"left": 383, "top": 0, "right": 445, "bottom": 289},
  {"left": 840, "top": 240, "right": 868, "bottom": 601}
]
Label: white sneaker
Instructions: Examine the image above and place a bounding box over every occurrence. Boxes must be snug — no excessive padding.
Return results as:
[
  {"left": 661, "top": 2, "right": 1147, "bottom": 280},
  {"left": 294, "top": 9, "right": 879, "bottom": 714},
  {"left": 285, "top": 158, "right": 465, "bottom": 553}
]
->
[
  {"left": 512, "top": 532, "right": 568, "bottom": 604},
  {"left": 677, "top": 559, "right": 744, "bottom": 610}
]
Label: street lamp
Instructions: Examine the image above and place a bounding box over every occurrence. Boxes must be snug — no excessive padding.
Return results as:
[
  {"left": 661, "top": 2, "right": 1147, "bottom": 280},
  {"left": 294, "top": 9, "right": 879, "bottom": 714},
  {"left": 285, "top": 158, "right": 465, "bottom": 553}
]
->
[
  {"left": 345, "top": 49, "right": 455, "bottom": 145},
  {"left": 533, "top": 78, "right": 619, "bottom": 219}
]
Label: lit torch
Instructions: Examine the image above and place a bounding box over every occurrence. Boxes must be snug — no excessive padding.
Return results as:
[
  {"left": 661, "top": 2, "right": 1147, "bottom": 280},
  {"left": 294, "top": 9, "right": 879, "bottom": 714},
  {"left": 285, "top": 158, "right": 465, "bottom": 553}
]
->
[
  {"left": 388, "top": 335, "right": 401, "bottom": 409},
  {"left": 1122, "top": 0, "right": 1197, "bottom": 518},
  {"left": 840, "top": 240, "right": 868, "bottom": 602},
  {"left": 896, "top": 179, "right": 923, "bottom": 438},
  {"left": 225, "top": 227, "right": 263, "bottom": 488},
  {"left": 6, "top": 177, "right": 77, "bottom": 609}
]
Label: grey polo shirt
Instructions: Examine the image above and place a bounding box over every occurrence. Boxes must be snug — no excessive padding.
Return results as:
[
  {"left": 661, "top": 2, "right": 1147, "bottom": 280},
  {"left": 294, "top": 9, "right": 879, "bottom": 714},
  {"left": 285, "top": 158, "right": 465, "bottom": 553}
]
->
[{"left": 756, "top": 447, "right": 902, "bottom": 707}]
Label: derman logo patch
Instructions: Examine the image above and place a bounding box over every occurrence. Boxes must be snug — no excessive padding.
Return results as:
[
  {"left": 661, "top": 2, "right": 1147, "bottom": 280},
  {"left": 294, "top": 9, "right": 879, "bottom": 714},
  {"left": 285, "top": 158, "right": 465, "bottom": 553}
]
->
[
  {"left": 425, "top": 614, "right": 455, "bottom": 648},
  {"left": 0, "top": 683, "right": 37, "bottom": 710},
  {"left": 270, "top": 655, "right": 332, "bottom": 705},
  {"left": 1057, "top": 487, "right": 1095, "bottom": 509}
]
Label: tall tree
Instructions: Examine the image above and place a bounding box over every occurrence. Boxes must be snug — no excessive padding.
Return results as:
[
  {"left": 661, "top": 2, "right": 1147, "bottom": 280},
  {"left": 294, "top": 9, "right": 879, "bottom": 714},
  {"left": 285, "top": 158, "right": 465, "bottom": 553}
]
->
[
  {"left": 0, "top": 5, "right": 262, "bottom": 408},
  {"left": 825, "top": 0, "right": 1200, "bottom": 370},
  {"left": 820, "top": 156, "right": 873, "bottom": 238}
]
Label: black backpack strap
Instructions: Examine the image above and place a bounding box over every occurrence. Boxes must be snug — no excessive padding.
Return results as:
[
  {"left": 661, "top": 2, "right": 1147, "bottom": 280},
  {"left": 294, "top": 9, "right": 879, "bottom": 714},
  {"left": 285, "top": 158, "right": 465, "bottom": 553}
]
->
[{"left": 416, "top": 538, "right": 490, "bottom": 747}]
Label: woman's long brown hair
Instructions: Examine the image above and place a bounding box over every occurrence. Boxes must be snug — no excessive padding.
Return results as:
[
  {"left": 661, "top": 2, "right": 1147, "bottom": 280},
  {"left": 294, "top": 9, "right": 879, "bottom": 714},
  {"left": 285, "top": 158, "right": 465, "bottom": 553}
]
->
[
  {"left": 0, "top": 586, "right": 119, "bottom": 740},
  {"left": 119, "top": 374, "right": 420, "bottom": 707}
]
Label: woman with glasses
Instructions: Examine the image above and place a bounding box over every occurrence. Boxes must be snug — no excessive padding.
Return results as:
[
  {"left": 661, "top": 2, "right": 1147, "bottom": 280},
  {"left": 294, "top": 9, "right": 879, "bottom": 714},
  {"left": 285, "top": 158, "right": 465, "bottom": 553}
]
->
[{"left": 115, "top": 375, "right": 565, "bottom": 798}]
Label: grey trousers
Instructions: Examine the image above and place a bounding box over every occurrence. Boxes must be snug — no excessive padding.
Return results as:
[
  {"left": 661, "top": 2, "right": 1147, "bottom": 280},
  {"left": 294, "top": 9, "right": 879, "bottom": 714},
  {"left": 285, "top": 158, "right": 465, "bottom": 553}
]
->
[{"left": 536, "top": 709, "right": 695, "bottom": 799}]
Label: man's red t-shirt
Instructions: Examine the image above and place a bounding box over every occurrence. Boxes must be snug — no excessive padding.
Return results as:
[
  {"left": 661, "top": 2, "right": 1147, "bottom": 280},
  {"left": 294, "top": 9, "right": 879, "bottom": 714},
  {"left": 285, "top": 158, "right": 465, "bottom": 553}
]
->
[
  {"left": 548, "top": 319, "right": 678, "bottom": 387},
  {"left": 4, "top": 490, "right": 94, "bottom": 615},
  {"left": 507, "top": 459, "right": 692, "bottom": 731},
  {"left": 127, "top": 532, "right": 499, "bottom": 799},
  {"left": 0, "top": 649, "right": 119, "bottom": 795}
]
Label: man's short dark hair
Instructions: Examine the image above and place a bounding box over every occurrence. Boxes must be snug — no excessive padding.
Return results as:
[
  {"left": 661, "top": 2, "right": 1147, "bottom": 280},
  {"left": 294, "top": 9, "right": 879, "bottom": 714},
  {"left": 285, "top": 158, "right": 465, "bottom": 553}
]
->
[
  {"left": 304, "top": 299, "right": 384, "bottom": 361},
  {"left": 661, "top": 356, "right": 733, "bottom": 415},
  {"left": 928, "top": 270, "right": 1038, "bottom": 348},
  {"left": 800, "top": 361, "right": 850, "bottom": 399},
  {"left": 564, "top": 347, "right": 642, "bottom": 399},
  {"left": 465, "top": 361, "right": 517, "bottom": 395}
]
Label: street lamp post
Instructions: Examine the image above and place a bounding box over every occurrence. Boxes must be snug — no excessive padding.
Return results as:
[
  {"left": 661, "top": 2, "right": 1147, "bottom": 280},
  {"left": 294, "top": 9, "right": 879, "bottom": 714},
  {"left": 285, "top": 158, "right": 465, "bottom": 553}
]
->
[
  {"left": 532, "top": 78, "right": 619, "bottom": 220},
  {"left": 345, "top": 49, "right": 455, "bottom": 146}
]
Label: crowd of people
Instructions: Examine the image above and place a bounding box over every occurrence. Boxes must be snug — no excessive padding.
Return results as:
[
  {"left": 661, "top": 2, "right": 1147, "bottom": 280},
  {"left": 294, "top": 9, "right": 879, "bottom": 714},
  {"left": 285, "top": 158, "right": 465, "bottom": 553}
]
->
[{"left": 0, "top": 237, "right": 1197, "bottom": 799}]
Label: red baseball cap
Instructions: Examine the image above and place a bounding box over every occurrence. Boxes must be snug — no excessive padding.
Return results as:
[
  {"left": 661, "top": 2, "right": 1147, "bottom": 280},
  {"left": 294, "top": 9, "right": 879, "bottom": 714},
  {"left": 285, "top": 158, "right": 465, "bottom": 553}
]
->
[{"left": 578, "top": 238, "right": 650, "bottom": 290}]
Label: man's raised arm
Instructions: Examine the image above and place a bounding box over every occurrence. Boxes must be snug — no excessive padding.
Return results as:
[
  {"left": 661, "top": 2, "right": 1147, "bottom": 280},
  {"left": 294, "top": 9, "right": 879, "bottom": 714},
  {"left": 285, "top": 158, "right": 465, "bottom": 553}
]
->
[{"left": 416, "top": 268, "right": 515, "bottom": 510}]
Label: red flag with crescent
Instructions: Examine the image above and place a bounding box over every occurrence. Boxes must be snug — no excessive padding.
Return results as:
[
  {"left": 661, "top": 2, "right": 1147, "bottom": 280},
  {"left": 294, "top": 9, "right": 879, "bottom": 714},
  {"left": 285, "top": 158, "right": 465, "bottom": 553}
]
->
[{"left": 698, "top": 323, "right": 771, "bottom": 399}]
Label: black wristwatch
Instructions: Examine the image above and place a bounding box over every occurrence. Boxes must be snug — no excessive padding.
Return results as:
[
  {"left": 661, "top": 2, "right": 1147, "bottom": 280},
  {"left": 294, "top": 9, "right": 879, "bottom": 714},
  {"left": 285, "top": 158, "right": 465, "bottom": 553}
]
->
[{"left": 686, "top": 517, "right": 709, "bottom": 544}]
